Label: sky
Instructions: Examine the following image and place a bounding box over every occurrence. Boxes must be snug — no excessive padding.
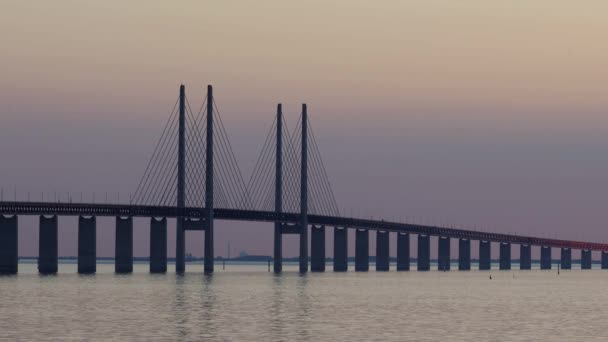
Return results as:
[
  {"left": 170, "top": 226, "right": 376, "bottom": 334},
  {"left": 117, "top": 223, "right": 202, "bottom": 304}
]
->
[{"left": 1, "top": 1, "right": 608, "bottom": 259}]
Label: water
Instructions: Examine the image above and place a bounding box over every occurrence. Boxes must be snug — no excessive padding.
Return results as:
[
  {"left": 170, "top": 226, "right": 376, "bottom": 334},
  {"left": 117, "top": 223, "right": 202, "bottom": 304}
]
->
[{"left": 2, "top": 263, "right": 608, "bottom": 341}]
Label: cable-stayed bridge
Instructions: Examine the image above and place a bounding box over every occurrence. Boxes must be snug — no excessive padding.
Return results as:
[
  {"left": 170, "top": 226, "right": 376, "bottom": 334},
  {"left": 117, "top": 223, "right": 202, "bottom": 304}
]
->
[{"left": 1, "top": 85, "right": 607, "bottom": 275}]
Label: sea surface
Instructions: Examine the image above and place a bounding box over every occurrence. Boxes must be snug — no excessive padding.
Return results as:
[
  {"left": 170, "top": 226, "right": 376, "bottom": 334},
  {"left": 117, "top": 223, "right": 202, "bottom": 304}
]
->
[{"left": 2, "top": 262, "right": 608, "bottom": 341}]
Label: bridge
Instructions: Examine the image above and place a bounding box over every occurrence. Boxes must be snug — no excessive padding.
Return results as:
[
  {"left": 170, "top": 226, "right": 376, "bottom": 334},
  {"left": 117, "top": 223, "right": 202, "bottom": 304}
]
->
[{"left": 1, "top": 85, "right": 607, "bottom": 274}]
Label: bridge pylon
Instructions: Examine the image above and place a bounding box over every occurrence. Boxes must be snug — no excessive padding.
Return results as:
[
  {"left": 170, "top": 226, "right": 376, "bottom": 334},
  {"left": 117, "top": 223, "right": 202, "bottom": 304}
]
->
[
  {"left": 273, "top": 104, "right": 283, "bottom": 273},
  {"left": 204, "top": 85, "right": 215, "bottom": 274},
  {"left": 176, "top": 84, "right": 186, "bottom": 273},
  {"left": 299, "top": 104, "right": 308, "bottom": 273}
]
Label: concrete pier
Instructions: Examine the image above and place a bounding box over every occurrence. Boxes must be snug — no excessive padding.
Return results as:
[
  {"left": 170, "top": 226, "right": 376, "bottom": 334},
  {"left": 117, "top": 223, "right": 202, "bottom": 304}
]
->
[
  {"left": 540, "top": 246, "right": 551, "bottom": 270},
  {"left": 458, "top": 238, "right": 471, "bottom": 270},
  {"left": 602, "top": 251, "right": 608, "bottom": 270},
  {"left": 0, "top": 215, "right": 18, "bottom": 274},
  {"left": 150, "top": 217, "right": 167, "bottom": 273},
  {"left": 376, "top": 230, "right": 389, "bottom": 271},
  {"left": 78, "top": 216, "right": 96, "bottom": 274},
  {"left": 499, "top": 242, "right": 511, "bottom": 270},
  {"left": 38, "top": 215, "right": 58, "bottom": 274},
  {"left": 310, "top": 225, "right": 326, "bottom": 272},
  {"left": 333, "top": 227, "right": 348, "bottom": 271},
  {"left": 438, "top": 236, "right": 450, "bottom": 271},
  {"left": 479, "top": 240, "right": 491, "bottom": 270},
  {"left": 396, "top": 233, "right": 410, "bottom": 271},
  {"left": 273, "top": 223, "right": 282, "bottom": 273},
  {"left": 115, "top": 216, "right": 133, "bottom": 273},
  {"left": 355, "top": 229, "right": 369, "bottom": 271},
  {"left": 417, "top": 234, "right": 430, "bottom": 271},
  {"left": 581, "top": 249, "right": 592, "bottom": 270},
  {"left": 561, "top": 248, "right": 571, "bottom": 270},
  {"left": 520, "top": 244, "right": 531, "bottom": 270}
]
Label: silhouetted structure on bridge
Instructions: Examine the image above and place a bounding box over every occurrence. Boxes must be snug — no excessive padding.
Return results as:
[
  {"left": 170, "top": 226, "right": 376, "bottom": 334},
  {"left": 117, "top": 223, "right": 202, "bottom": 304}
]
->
[{"left": 2, "top": 84, "right": 608, "bottom": 275}]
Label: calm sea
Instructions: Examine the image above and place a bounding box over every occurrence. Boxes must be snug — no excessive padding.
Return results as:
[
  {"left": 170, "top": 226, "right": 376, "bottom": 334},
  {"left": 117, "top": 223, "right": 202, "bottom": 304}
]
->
[{"left": 1, "top": 263, "right": 608, "bottom": 341}]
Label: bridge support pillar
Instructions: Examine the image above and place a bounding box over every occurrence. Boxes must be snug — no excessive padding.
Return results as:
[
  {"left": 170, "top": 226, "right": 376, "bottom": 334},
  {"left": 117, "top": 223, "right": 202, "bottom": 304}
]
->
[
  {"left": 311, "top": 225, "right": 326, "bottom": 272},
  {"left": 333, "top": 227, "right": 348, "bottom": 271},
  {"left": 355, "top": 229, "right": 369, "bottom": 272},
  {"left": 376, "top": 230, "right": 389, "bottom": 271},
  {"left": 78, "top": 216, "right": 96, "bottom": 274},
  {"left": 540, "top": 246, "right": 551, "bottom": 270},
  {"left": 396, "top": 233, "right": 410, "bottom": 271},
  {"left": 520, "top": 244, "right": 531, "bottom": 270},
  {"left": 417, "top": 234, "right": 430, "bottom": 271},
  {"left": 150, "top": 217, "right": 167, "bottom": 273},
  {"left": 176, "top": 219, "right": 185, "bottom": 273},
  {"left": 115, "top": 216, "right": 133, "bottom": 273},
  {"left": 438, "top": 236, "right": 450, "bottom": 271},
  {"left": 273, "top": 223, "right": 282, "bottom": 273},
  {"left": 602, "top": 251, "right": 608, "bottom": 270},
  {"left": 38, "top": 215, "right": 58, "bottom": 274},
  {"left": 561, "top": 248, "right": 571, "bottom": 270},
  {"left": 479, "top": 240, "right": 491, "bottom": 270},
  {"left": 458, "top": 238, "right": 471, "bottom": 271},
  {"left": 581, "top": 250, "right": 592, "bottom": 270},
  {"left": 499, "top": 242, "right": 511, "bottom": 270},
  {"left": 0, "top": 215, "right": 18, "bottom": 274}
]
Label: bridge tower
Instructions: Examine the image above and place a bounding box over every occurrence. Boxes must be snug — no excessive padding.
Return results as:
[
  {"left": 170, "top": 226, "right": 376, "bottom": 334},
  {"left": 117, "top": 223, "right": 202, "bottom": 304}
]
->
[
  {"left": 300, "top": 104, "right": 309, "bottom": 273},
  {"left": 273, "top": 104, "right": 283, "bottom": 273},
  {"left": 205, "top": 85, "right": 215, "bottom": 274},
  {"left": 175, "top": 85, "right": 186, "bottom": 273}
]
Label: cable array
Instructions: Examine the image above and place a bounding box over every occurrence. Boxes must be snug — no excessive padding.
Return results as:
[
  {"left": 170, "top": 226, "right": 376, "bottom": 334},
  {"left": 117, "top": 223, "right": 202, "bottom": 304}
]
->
[
  {"left": 131, "top": 96, "right": 179, "bottom": 206},
  {"left": 246, "top": 113, "right": 340, "bottom": 216},
  {"left": 184, "top": 95, "right": 206, "bottom": 207},
  {"left": 212, "top": 99, "right": 250, "bottom": 209},
  {"left": 133, "top": 96, "right": 339, "bottom": 215},
  {"left": 244, "top": 117, "right": 277, "bottom": 211},
  {"left": 306, "top": 119, "right": 340, "bottom": 216},
  {"left": 133, "top": 94, "right": 251, "bottom": 209}
]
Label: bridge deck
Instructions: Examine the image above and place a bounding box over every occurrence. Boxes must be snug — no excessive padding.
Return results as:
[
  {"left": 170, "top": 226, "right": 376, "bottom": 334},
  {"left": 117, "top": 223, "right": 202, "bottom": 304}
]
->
[{"left": 1, "top": 201, "right": 606, "bottom": 251}]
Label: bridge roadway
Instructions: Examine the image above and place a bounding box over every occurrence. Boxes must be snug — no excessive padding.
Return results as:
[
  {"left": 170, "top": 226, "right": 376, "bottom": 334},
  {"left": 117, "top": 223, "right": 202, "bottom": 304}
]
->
[{"left": 1, "top": 201, "right": 606, "bottom": 251}]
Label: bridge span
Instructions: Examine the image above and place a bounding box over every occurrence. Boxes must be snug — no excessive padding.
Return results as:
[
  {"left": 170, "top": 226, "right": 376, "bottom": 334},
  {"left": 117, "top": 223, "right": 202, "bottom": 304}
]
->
[
  {"left": 1, "top": 84, "right": 607, "bottom": 274},
  {"left": 1, "top": 201, "right": 607, "bottom": 252},
  {"left": 2, "top": 201, "right": 607, "bottom": 274}
]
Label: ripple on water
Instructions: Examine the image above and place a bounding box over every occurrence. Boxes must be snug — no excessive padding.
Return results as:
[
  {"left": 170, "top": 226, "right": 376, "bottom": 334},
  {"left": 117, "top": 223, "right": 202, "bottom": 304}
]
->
[{"left": 1, "top": 264, "right": 608, "bottom": 341}]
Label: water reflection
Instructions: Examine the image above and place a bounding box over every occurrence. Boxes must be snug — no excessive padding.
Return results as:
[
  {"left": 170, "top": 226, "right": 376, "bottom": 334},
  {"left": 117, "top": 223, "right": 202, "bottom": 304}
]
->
[
  {"left": 295, "top": 274, "right": 311, "bottom": 341},
  {"left": 3, "top": 264, "right": 608, "bottom": 341},
  {"left": 173, "top": 273, "right": 190, "bottom": 339},
  {"left": 269, "top": 274, "right": 286, "bottom": 338},
  {"left": 200, "top": 274, "right": 217, "bottom": 338}
]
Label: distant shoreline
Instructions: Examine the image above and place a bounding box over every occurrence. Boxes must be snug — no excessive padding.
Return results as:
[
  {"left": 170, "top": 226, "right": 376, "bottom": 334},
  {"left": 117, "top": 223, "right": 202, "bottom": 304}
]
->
[{"left": 16, "top": 256, "right": 601, "bottom": 265}]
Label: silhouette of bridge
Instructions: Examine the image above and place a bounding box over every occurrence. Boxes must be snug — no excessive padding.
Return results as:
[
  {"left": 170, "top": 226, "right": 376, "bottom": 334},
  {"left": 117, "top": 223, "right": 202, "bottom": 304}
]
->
[{"left": 1, "top": 85, "right": 607, "bottom": 274}]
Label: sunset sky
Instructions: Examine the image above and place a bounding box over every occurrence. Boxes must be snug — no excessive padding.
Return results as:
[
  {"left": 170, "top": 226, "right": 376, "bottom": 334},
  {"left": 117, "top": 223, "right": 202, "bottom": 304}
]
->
[{"left": 2, "top": 1, "right": 608, "bottom": 259}]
